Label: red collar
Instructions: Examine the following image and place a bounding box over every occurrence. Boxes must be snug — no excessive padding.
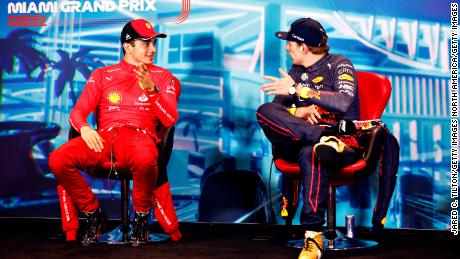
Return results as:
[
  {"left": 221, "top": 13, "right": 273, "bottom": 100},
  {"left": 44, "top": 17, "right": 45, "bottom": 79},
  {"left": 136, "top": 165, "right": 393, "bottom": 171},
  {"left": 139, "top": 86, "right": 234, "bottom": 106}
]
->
[{"left": 120, "top": 59, "right": 154, "bottom": 72}]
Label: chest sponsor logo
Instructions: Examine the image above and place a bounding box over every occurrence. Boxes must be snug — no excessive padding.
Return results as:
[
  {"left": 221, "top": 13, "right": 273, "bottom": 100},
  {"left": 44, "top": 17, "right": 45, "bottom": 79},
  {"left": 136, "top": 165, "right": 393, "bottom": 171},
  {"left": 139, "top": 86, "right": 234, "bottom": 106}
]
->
[
  {"left": 312, "top": 76, "right": 323, "bottom": 84},
  {"left": 107, "top": 91, "right": 122, "bottom": 104},
  {"left": 105, "top": 76, "right": 112, "bottom": 81},
  {"left": 138, "top": 93, "right": 148, "bottom": 102},
  {"left": 106, "top": 68, "right": 121, "bottom": 73},
  {"left": 300, "top": 87, "right": 321, "bottom": 99},
  {"left": 313, "top": 84, "right": 323, "bottom": 90},
  {"left": 108, "top": 105, "right": 120, "bottom": 111},
  {"left": 301, "top": 73, "right": 308, "bottom": 81},
  {"left": 338, "top": 73, "right": 354, "bottom": 81}
]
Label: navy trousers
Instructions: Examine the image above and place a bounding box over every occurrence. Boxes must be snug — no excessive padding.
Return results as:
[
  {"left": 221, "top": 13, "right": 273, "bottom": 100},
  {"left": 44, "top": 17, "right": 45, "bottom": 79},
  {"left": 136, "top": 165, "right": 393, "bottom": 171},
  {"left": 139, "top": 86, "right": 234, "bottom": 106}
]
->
[{"left": 256, "top": 102, "right": 327, "bottom": 228}]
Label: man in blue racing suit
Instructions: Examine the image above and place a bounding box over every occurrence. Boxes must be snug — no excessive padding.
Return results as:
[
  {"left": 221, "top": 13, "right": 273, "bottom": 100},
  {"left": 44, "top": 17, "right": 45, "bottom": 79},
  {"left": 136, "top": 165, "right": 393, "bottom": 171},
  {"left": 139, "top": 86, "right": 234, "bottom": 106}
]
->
[{"left": 257, "top": 17, "right": 359, "bottom": 259}]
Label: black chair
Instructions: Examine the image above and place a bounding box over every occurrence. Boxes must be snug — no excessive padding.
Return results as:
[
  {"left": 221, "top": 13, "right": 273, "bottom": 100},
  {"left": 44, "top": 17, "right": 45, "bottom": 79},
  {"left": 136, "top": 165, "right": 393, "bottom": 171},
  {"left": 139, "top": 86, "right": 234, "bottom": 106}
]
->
[
  {"left": 68, "top": 126, "right": 175, "bottom": 244},
  {"left": 198, "top": 170, "right": 274, "bottom": 224}
]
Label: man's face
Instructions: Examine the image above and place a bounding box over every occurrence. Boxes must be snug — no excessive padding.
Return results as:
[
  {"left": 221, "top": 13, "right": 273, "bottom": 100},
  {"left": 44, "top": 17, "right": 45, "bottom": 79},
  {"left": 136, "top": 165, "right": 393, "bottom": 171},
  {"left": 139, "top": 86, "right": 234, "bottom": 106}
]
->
[
  {"left": 285, "top": 41, "right": 304, "bottom": 65},
  {"left": 130, "top": 38, "right": 157, "bottom": 64}
]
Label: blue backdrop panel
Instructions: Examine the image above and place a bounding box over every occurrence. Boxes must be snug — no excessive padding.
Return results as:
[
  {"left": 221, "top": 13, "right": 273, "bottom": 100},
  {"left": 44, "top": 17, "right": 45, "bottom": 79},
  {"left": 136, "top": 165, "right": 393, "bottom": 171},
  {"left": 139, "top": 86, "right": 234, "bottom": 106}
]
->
[{"left": 0, "top": 0, "right": 453, "bottom": 230}]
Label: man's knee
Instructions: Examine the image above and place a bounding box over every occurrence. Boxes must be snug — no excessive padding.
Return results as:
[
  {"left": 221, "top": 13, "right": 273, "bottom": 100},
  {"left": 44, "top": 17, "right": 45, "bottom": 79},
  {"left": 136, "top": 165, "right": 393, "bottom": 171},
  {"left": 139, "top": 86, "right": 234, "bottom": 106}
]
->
[
  {"left": 256, "top": 102, "right": 278, "bottom": 119},
  {"left": 131, "top": 151, "right": 158, "bottom": 172},
  {"left": 49, "top": 149, "right": 69, "bottom": 178}
]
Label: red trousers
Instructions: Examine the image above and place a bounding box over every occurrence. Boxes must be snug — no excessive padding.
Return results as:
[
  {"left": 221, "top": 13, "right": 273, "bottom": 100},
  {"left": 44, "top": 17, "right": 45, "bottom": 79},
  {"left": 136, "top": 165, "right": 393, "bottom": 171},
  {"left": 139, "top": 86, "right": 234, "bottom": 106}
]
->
[
  {"left": 56, "top": 181, "right": 182, "bottom": 241},
  {"left": 49, "top": 127, "right": 158, "bottom": 213}
]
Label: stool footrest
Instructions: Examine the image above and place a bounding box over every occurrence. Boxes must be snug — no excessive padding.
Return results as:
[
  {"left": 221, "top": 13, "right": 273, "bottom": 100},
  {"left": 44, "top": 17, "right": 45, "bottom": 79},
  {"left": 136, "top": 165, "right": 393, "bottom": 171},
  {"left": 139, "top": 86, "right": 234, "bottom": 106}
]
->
[
  {"left": 325, "top": 230, "right": 378, "bottom": 251},
  {"left": 284, "top": 230, "right": 378, "bottom": 251},
  {"left": 99, "top": 224, "right": 170, "bottom": 245}
]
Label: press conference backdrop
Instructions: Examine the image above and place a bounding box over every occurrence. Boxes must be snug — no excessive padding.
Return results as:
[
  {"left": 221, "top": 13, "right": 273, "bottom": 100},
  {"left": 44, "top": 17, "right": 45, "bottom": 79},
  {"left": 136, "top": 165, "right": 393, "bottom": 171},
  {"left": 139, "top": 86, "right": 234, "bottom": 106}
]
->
[{"left": 0, "top": 0, "right": 452, "bottom": 230}]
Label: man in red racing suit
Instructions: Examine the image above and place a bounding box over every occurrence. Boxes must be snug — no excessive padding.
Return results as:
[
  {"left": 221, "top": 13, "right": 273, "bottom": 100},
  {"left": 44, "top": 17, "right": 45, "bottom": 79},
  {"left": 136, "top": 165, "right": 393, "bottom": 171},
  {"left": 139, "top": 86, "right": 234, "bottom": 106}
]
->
[{"left": 49, "top": 19, "right": 181, "bottom": 246}]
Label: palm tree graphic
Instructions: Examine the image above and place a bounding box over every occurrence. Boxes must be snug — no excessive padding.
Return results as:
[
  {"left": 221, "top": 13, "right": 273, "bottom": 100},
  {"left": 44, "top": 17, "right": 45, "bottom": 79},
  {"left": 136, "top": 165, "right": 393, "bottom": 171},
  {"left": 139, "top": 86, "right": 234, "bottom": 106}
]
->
[
  {"left": 215, "top": 116, "right": 245, "bottom": 154},
  {"left": 50, "top": 48, "right": 104, "bottom": 104},
  {"left": 177, "top": 111, "right": 207, "bottom": 152},
  {"left": 0, "top": 29, "right": 48, "bottom": 106}
]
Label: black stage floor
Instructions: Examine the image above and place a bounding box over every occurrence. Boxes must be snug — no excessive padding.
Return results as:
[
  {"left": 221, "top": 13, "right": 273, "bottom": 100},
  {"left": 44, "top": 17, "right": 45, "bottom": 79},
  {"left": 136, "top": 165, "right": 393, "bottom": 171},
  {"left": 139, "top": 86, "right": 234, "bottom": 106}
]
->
[{"left": 0, "top": 218, "right": 457, "bottom": 258}]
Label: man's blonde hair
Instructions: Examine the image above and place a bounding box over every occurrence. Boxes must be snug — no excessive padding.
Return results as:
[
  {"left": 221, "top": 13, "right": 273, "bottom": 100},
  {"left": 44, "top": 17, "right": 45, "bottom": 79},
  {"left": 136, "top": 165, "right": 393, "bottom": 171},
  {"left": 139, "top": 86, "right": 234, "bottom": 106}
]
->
[{"left": 306, "top": 35, "right": 329, "bottom": 54}]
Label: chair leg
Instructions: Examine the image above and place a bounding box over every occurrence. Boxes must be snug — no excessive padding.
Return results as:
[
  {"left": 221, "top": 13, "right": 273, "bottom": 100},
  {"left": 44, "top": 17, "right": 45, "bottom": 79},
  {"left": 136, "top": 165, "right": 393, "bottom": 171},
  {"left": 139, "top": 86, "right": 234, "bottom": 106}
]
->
[
  {"left": 324, "top": 184, "right": 378, "bottom": 251},
  {"left": 99, "top": 178, "right": 170, "bottom": 244},
  {"left": 284, "top": 179, "right": 304, "bottom": 249},
  {"left": 284, "top": 179, "right": 297, "bottom": 227},
  {"left": 325, "top": 185, "right": 337, "bottom": 242},
  {"left": 121, "top": 178, "right": 131, "bottom": 241},
  {"left": 99, "top": 179, "right": 131, "bottom": 244}
]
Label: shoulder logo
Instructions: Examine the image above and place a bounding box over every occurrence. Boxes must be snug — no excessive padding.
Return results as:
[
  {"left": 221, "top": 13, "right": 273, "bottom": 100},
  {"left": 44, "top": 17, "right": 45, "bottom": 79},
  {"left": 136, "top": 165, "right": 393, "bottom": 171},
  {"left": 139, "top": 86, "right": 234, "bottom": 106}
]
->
[
  {"left": 107, "top": 91, "right": 122, "bottom": 104},
  {"left": 338, "top": 74, "right": 354, "bottom": 81},
  {"left": 138, "top": 93, "right": 148, "bottom": 102}
]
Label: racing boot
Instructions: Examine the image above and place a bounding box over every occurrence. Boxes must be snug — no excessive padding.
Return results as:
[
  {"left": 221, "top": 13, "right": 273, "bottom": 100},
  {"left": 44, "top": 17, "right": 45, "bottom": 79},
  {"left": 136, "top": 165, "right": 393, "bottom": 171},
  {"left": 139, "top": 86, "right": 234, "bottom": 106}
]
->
[
  {"left": 298, "top": 231, "right": 324, "bottom": 259},
  {"left": 81, "top": 208, "right": 107, "bottom": 246},
  {"left": 130, "top": 211, "right": 150, "bottom": 247},
  {"left": 313, "top": 136, "right": 356, "bottom": 165}
]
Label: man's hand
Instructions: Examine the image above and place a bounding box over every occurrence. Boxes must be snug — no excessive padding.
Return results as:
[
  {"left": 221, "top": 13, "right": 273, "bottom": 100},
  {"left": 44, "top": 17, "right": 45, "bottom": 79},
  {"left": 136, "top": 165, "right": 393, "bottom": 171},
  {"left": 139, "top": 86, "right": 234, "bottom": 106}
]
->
[
  {"left": 260, "top": 68, "right": 295, "bottom": 96},
  {"left": 80, "top": 126, "right": 104, "bottom": 153},
  {"left": 295, "top": 105, "right": 322, "bottom": 125},
  {"left": 134, "top": 63, "right": 155, "bottom": 91}
]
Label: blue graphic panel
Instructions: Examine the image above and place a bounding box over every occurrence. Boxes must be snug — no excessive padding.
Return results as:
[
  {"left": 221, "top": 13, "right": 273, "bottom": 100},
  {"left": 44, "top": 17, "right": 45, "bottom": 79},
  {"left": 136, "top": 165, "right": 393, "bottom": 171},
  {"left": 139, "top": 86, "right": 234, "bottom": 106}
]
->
[{"left": 0, "top": 0, "right": 453, "bottom": 230}]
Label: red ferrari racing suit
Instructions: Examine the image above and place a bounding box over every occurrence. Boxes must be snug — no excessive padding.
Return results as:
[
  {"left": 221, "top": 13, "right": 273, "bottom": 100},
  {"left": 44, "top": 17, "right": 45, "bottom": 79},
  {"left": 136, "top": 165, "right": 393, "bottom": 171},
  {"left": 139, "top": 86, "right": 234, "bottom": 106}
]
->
[{"left": 50, "top": 59, "right": 181, "bottom": 241}]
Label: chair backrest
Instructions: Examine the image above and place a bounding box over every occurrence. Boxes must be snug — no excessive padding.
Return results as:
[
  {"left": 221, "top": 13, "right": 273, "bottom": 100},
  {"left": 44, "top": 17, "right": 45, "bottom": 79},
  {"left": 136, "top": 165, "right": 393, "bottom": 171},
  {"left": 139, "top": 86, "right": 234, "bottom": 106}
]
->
[{"left": 356, "top": 71, "right": 392, "bottom": 120}]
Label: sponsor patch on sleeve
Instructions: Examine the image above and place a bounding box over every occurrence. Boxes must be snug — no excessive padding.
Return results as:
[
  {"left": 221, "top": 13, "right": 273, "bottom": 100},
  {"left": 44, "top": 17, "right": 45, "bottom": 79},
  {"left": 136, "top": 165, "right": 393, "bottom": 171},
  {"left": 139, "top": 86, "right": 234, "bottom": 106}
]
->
[{"left": 338, "top": 73, "right": 354, "bottom": 81}]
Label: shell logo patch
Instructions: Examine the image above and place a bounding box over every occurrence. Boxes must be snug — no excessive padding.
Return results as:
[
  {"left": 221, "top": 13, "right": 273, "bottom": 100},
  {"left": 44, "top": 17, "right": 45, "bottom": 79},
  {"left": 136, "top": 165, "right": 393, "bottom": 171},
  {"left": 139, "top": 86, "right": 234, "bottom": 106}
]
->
[
  {"left": 107, "top": 91, "right": 122, "bottom": 104},
  {"left": 338, "top": 74, "right": 354, "bottom": 81},
  {"left": 312, "top": 76, "right": 323, "bottom": 83},
  {"left": 145, "top": 23, "right": 151, "bottom": 29}
]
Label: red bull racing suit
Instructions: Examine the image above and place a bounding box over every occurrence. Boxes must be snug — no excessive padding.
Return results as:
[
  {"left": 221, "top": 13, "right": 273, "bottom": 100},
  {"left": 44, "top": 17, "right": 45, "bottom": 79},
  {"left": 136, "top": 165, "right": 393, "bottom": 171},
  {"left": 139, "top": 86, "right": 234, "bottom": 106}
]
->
[{"left": 257, "top": 53, "right": 360, "bottom": 227}]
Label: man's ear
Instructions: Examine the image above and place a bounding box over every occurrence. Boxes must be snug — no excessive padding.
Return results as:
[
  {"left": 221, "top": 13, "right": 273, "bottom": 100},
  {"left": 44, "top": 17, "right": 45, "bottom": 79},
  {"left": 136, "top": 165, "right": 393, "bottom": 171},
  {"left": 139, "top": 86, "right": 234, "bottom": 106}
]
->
[
  {"left": 123, "top": 42, "right": 132, "bottom": 54},
  {"left": 301, "top": 43, "right": 309, "bottom": 54}
]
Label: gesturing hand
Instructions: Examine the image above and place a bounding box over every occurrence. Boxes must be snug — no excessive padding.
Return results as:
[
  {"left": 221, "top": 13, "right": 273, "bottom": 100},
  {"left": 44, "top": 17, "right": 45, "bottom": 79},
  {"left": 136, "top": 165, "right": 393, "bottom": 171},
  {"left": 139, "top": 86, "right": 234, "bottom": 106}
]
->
[
  {"left": 260, "top": 68, "right": 295, "bottom": 96},
  {"left": 134, "top": 63, "right": 155, "bottom": 91},
  {"left": 80, "top": 126, "right": 104, "bottom": 153}
]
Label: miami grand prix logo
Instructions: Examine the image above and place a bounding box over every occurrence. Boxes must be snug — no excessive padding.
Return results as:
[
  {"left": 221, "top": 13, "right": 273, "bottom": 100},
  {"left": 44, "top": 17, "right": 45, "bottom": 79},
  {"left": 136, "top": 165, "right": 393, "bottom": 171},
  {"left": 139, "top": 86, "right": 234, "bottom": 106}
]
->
[{"left": 7, "top": 0, "right": 191, "bottom": 27}]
